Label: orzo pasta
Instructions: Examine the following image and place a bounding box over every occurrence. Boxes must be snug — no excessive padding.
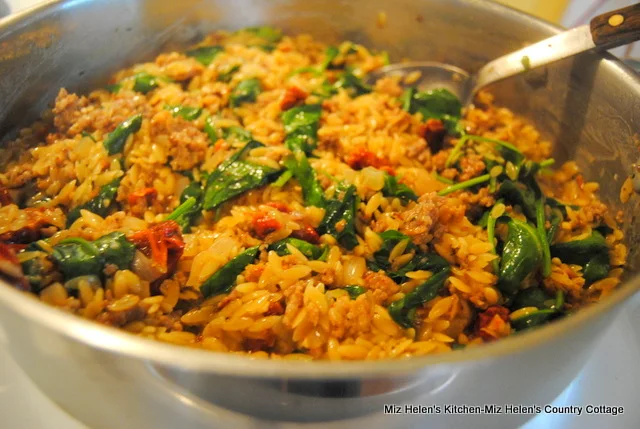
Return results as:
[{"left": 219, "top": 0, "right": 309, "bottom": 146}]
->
[{"left": 0, "top": 27, "right": 626, "bottom": 360}]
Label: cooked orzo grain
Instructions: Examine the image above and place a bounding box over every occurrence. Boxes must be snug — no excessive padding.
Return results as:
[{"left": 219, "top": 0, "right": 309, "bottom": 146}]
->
[{"left": 0, "top": 27, "right": 626, "bottom": 360}]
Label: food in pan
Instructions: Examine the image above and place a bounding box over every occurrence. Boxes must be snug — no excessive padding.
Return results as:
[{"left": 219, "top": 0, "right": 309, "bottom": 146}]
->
[{"left": 0, "top": 27, "right": 626, "bottom": 360}]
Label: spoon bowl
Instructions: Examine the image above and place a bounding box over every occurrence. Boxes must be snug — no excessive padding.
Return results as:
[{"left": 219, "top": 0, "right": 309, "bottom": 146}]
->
[
  {"left": 369, "top": 3, "right": 640, "bottom": 106},
  {"left": 367, "top": 61, "right": 473, "bottom": 102}
]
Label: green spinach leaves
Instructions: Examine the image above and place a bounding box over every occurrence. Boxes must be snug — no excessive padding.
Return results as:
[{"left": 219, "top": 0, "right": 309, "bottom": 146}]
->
[
  {"left": 51, "top": 232, "right": 135, "bottom": 280},
  {"left": 103, "top": 114, "right": 143, "bottom": 155},
  {"left": 230, "top": 78, "right": 262, "bottom": 107},
  {"left": 401, "top": 88, "right": 462, "bottom": 133},
  {"left": 202, "top": 140, "right": 281, "bottom": 210},
  {"left": 281, "top": 104, "right": 322, "bottom": 154},
  {"left": 66, "top": 177, "right": 122, "bottom": 227},
  {"left": 186, "top": 45, "right": 224, "bottom": 66},
  {"left": 200, "top": 246, "right": 260, "bottom": 298}
]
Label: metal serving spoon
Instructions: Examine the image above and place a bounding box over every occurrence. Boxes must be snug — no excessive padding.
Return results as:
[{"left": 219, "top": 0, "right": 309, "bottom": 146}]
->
[{"left": 367, "top": 3, "right": 640, "bottom": 104}]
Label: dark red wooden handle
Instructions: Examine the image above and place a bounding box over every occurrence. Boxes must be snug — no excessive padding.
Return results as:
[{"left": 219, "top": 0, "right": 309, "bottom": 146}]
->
[{"left": 590, "top": 3, "right": 640, "bottom": 50}]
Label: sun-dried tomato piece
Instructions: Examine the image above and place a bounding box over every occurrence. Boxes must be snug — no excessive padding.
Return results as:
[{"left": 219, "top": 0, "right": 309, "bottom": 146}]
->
[
  {"left": 266, "top": 202, "right": 290, "bottom": 213},
  {"left": 128, "top": 187, "right": 158, "bottom": 206},
  {"left": 418, "top": 118, "right": 446, "bottom": 152},
  {"left": 345, "top": 147, "right": 395, "bottom": 175},
  {"left": 265, "top": 300, "right": 285, "bottom": 316},
  {"left": 252, "top": 213, "right": 281, "bottom": 238},
  {"left": 244, "top": 336, "right": 276, "bottom": 352},
  {"left": 475, "top": 305, "right": 510, "bottom": 341},
  {"left": 0, "top": 243, "right": 29, "bottom": 291},
  {"left": 0, "top": 208, "right": 58, "bottom": 244},
  {"left": 291, "top": 224, "right": 320, "bottom": 244},
  {"left": 129, "top": 220, "right": 184, "bottom": 277},
  {"left": 280, "top": 85, "right": 308, "bottom": 110},
  {"left": 0, "top": 187, "right": 13, "bottom": 206}
]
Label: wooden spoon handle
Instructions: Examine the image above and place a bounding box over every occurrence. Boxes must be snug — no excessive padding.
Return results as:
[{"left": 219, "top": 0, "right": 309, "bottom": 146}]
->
[{"left": 590, "top": 3, "right": 640, "bottom": 50}]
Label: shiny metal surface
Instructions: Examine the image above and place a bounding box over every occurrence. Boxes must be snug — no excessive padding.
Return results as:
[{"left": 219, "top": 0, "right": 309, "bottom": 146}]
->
[
  {"left": 0, "top": 0, "right": 640, "bottom": 427},
  {"left": 366, "top": 61, "right": 473, "bottom": 100},
  {"left": 473, "top": 24, "right": 597, "bottom": 96},
  {"left": 370, "top": 25, "right": 601, "bottom": 104}
]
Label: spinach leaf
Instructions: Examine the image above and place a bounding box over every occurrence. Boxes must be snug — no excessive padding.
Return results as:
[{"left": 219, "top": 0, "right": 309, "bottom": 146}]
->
[
  {"left": 368, "top": 230, "right": 414, "bottom": 273},
  {"left": 106, "top": 83, "right": 122, "bottom": 93},
  {"left": 66, "top": 177, "right": 122, "bottom": 227},
  {"left": 205, "top": 122, "right": 253, "bottom": 146},
  {"left": 595, "top": 224, "right": 614, "bottom": 237},
  {"left": 269, "top": 237, "right": 325, "bottom": 260},
  {"left": 204, "top": 116, "right": 219, "bottom": 144},
  {"left": 551, "top": 231, "right": 610, "bottom": 286},
  {"left": 281, "top": 104, "right": 322, "bottom": 154},
  {"left": 81, "top": 131, "right": 97, "bottom": 142},
  {"left": 289, "top": 67, "right": 324, "bottom": 78},
  {"left": 546, "top": 197, "right": 578, "bottom": 216},
  {"left": 230, "top": 78, "right": 262, "bottom": 107},
  {"left": 51, "top": 238, "right": 101, "bottom": 280},
  {"left": 21, "top": 253, "right": 53, "bottom": 292},
  {"left": 448, "top": 135, "right": 522, "bottom": 169},
  {"left": 391, "top": 253, "right": 450, "bottom": 283},
  {"left": 164, "top": 105, "right": 203, "bottom": 121},
  {"left": 497, "top": 217, "right": 543, "bottom": 299},
  {"left": 103, "top": 114, "right": 143, "bottom": 155},
  {"left": 583, "top": 252, "right": 610, "bottom": 286},
  {"left": 368, "top": 231, "right": 449, "bottom": 281},
  {"left": 400, "top": 87, "right": 416, "bottom": 112},
  {"left": 381, "top": 173, "right": 417, "bottom": 203},
  {"left": 166, "top": 180, "right": 204, "bottom": 232},
  {"left": 438, "top": 174, "right": 491, "bottom": 196},
  {"left": 511, "top": 287, "right": 551, "bottom": 310},
  {"left": 321, "top": 46, "right": 340, "bottom": 70},
  {"left": 186, "top": 45, "right": 223, "bottom": 66},
  {"left": 247, "top": 26, "right": 282, "bottom": 42},
  {"left": 202, "top": 140, "right": 281, "bottom": 210},
  {"left": 222, "top": 126, "right": 253, "bottom": 143},
  {"left": 217, "top": 64, "right": 240, "bottom": 82},
  {"left": 511, "top": 289, "right": 565, "bottom": 331},
  {"left": 132, "top": 72, "right": 160, "bottom": 94},
  {"left": 550, "top": 231, "right": 608, "bottom": 266},
  {"left": 344, "top": 285, "right": 367, "bottom": 299},
  {"left": 547, "top": 207, "right": 563, "bottom": 244},
  {"left": 536, "top": 198, "right": 552, "bottom": 277},
  {"left": 93, "top": 232, "right": 136, "bottom": 270},
  {"left": 317, "top": 183, "right": 359, "bottom": 250},
  {"left": 200, "top": 246, "right": 260, "bottom": 298},
  {"left": 497, "top": 144, "right": 525, "bottom": 166},
  {"left": 272, "top": 170, "right": 293, "bottom": 188},
  {"left": 313, "top": 80, "right": 339, "bottom": 99},
  {"left": 333, "top": 71, "right": 372, "bottom": 97},
  {"left": 496, "top": 180, "right": 536, "bottom": 220},
  {"left": 511, "top": 309, "right": 557, "bottom": 331},
  {"left": 476, "top": 210, "right": 491, "bottom": 228},
  {"left": 51, "top": 232, "right": 134, "bottom": 280},
  {"left": 282, "top": 150, "right": 325, "bottom": 207},
  {"left": 401, "top": 88, "right": 462, "bottom": 133},
  {"left": 242, "top": 26, "right": 283, "bottom": 50},
  {"left": 388, "top": 267, "right": 450, "bottom": 328}
]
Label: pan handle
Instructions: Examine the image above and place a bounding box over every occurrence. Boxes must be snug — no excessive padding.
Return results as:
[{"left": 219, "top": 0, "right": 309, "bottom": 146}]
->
[{"left": 590, "top": 3, "right": 640, "bottom": 50}]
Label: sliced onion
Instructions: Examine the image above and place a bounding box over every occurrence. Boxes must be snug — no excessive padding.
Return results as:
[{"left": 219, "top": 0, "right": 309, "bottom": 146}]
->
[
  {"left": 131, "top": 250, "right": 164, "bottom": 282},
  {"left": 342, "top": 256, "right": 366, "bottom": 285},
  {"left": 64, "top": 275, "right": 102, "bottom": 291}
]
